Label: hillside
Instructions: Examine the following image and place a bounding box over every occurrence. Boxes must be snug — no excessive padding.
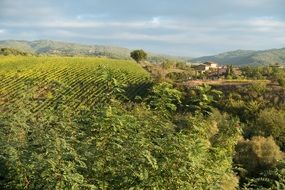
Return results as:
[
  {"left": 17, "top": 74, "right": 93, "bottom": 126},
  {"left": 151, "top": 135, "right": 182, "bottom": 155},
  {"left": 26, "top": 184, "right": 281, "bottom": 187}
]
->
[
  {"left": 2, "top": 40, "right": 285, "bottom": 66},
  {"left": 0, "top": 48, "right": 31, "bottom": 56},
  {"left": 0, "top": 56, "right": 151, "bottom": 113},
  {"left": 193, "top": 48, "right": 285, "bottom": 66},
  {"left": 0, "top": 40, "right": 189, "bottom": 62},
  {"left": 0, "top": 40, "right": 131, "bottom": 59}
]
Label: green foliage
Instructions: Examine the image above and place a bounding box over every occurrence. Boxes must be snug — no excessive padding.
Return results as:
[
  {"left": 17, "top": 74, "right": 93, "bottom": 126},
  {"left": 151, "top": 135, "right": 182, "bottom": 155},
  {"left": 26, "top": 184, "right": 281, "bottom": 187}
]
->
[
  {"left": 210, "top": 111, "right": 242, "bottom": 153},
  {"left": 208, "top": 111, "right": 242, "bottom": 190},
  {"left": 130, "top": 49, "right": 147, "bottom": 63},
  {"left": 0, "top": 94, "right": 241, "bottom": 189},
  {"left": 165, "top": 71, "right": 195, "bottom": 82},
  {"left": 247, "top": 161, "right": 285, "bottom": 189},
  {"left": 272, "top": 69, "right": 285, "bottom": 87},
  {"left": 235, "top": 136, "right": 283, "bottom": 176},
  {"left": 183, "top": 84, "right": 223, "bottom": 116},
  {"left": 95, "top": 65, "right": 128, "bottom": 101},
  {"left": 174, "top": 111, "right": 241, "bottom": 190},
  {"left": 76, "top": 102, "right": 240, "bottom": 189},
  {"left": 253, "top": 108, "right": 285, "bottom": 151},
  {"left": 0, "top": 106, "right": 92, "bottom": 189},
  {"left": 235, "top": 136, "right": 285, "bottom": 189},
  {"left": 241, "top": 66, "right": 266, "bottom": 79},
  {"left": 2, "top": 54, "right": 285, "bottom": 189},
  {"left": 218, "top": 82, "right": 269, "bottom": 122},
  {"left": 148, "top": 82, "right": 182, "bottom": 118},
  {"left": 213, "top": 76, "right": 285, "bottom": 188}
]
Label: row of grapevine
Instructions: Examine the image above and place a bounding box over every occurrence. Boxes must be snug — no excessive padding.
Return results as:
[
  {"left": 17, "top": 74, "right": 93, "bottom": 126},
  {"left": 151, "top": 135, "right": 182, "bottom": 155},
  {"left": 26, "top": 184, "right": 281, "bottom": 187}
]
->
[{"left": 0, "top": 56, "right": 152, "bottom": 113}]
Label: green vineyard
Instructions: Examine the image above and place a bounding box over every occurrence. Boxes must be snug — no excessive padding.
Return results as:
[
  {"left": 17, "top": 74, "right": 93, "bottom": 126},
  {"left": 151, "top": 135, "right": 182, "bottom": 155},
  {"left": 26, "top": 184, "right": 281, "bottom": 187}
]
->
[{"left": 0, "top": 56, "right": 152, "bottom": 113}]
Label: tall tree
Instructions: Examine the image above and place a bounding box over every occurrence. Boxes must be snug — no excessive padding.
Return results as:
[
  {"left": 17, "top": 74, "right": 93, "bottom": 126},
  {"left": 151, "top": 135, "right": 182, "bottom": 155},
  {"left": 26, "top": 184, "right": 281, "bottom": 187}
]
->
[{"left": 130, "top": 49, "right": 147, "bottom": 63}]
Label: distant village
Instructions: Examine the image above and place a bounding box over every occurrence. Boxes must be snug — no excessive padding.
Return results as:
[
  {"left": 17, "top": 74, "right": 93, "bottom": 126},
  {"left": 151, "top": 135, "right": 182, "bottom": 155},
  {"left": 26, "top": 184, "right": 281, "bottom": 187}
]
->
[
  {"left": 192, "top": 61, "right": 283, "bottom": 79},
  {"left": 142, "top": 59, "right": 284, "bottom": 82},
  {"left": 192, "top": 61, "right": 241, "bottom": 79}
]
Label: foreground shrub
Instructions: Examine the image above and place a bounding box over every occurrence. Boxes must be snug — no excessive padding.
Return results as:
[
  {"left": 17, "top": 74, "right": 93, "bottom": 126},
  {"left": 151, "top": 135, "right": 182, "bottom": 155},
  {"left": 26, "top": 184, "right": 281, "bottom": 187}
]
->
[
  {"left": 235, "top": 136, "right": 283, "bottom": 176},
  {"left": 254, "top": 108, "right": 285, "bottom": 151},
  {"left": 0, "top": 99, "right": 240, "bottom": 189}
]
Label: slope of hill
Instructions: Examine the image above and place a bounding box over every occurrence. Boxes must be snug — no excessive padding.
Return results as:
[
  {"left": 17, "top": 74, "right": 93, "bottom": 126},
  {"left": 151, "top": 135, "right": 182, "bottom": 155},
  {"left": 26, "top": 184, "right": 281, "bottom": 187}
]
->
[
  {"left": 0, "top": 40, "right": 189, "bottom": 62},
  {"left": 193, "top": 48, "right": 285, "bottom": 66},
  {"left": 0, "top": 47, "right": 31, "bottom": 56},
  {"left": 0, "top": 56, "right": 151, "bottom": 113},
  {"left": 2, "top": 40, "right": 285, "bottom": 66},
  {"left": 0, "top": 40, "right": 131, "bottom": 59}
]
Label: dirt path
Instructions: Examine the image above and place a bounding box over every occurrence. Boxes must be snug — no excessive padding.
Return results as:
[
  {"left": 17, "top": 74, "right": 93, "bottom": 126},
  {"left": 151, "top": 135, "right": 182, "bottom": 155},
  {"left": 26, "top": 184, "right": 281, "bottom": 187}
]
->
[{"left": 180, "top": 79, "right": 271, "bottom": 87}]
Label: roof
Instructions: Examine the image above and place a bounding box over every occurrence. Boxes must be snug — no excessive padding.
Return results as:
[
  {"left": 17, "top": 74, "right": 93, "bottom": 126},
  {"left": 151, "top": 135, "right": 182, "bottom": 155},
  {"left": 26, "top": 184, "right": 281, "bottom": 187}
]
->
[
  {"left": 203, "top": 61, "right": 217, "bottom": 66},
  {"left": 195, "top": 64, "right": 209, "bottom": 71}
]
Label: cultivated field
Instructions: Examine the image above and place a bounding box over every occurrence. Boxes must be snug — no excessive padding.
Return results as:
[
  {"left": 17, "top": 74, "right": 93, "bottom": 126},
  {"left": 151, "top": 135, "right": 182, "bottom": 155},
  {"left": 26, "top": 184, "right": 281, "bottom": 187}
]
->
[{"left": 0, "top": 56, "right": 152, "bottom": 113}]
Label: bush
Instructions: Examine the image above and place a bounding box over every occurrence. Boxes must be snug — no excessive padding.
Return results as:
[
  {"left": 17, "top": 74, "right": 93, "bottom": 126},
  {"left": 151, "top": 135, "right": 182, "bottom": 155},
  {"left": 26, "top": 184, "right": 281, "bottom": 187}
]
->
[
  {"left": 252, "top": 108, "right": 285, "bottom": 151},
  {"left": 165, "top": 72, "right": 190, "bottom": 81},
  {"left": 234, "top": 136, "right": 283, "bottom": 176},
  {"left": 148, "top": 82, "right": 182, "bottom": 118},
  {"left": 182, "top": 84, "right": 223, "bottom": 116}
]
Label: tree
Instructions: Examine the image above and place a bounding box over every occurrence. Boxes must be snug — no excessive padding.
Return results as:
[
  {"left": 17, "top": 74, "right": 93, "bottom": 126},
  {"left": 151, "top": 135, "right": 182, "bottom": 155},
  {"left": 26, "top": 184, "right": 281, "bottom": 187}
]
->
[{"left": 130, "top": 50, "right": 147, "bottom": 63}]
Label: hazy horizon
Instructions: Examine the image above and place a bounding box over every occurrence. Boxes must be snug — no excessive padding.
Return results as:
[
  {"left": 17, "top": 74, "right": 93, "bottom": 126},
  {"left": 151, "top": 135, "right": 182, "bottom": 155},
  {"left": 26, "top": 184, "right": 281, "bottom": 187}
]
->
[{"left": 1, "top": 0, "right": 285, "bottom": 57}]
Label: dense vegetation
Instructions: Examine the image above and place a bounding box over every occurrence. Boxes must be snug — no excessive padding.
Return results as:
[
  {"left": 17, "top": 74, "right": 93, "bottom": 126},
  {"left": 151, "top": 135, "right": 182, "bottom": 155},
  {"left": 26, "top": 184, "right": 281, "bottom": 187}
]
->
[
  {"left": 213, "top": 67, "right": 285, "bottom": 189},
  {"left": 1, "top": 56, "right": 285, "bottom": 189}
]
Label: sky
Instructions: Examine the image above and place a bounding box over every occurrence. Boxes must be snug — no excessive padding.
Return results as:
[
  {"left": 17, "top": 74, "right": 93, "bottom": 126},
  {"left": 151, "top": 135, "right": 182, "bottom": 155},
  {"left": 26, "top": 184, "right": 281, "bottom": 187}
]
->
[{"left": 0, "top": 0, "right": 285, "bottom": 57}]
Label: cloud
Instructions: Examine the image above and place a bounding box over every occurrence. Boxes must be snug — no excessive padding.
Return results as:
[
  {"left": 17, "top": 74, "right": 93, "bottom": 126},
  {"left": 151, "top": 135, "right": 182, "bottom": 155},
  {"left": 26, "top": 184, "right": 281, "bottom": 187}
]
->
[
  {"left": 248, "top": 17, "right": 285, "bottom": 28},
  {"left": 2, "top": 16, "right": 285, "bottom": 56},
  {"left": 76, "top": 13, "right": 110, "bottom": 20},
  {"left": 0, "top": 0, "right": 60, "bottom": 22},
  {"left": 1, "top": 0, "right": 285, "bottom": 56},
  {"left": 1, "top": 17, "right": 169, "bottom": 30},
  {"left": 227, "top": 0, "right": 281, "bottom": 7}
]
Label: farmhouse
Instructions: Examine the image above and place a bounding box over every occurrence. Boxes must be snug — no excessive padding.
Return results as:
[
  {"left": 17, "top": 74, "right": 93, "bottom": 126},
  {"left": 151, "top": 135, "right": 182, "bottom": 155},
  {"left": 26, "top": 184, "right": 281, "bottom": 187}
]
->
[{"left": 195, "top": 61, "right": 218, "bottom": 73}]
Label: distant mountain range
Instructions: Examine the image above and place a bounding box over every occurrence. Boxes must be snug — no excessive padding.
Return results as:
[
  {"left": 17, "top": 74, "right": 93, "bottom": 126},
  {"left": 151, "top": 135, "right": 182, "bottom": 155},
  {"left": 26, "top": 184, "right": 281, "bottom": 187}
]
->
[
  {"left": 0, "top": 40, "right": 188, "bottom": 63},
  {"left": 0, "top": 40, "right": 131, "bottom": 59},
  {"left": 193, "top": 48, "right": 285, "bottom": 66},
  {"left": 1, "top": 40, "right": 285, "bottom": 66}
]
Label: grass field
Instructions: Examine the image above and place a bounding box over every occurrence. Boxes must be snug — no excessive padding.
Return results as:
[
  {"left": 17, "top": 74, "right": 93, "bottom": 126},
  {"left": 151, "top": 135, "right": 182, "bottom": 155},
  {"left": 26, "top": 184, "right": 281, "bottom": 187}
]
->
[{"left": 0, "top": 56, "right": 152, "bottom": 113}]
